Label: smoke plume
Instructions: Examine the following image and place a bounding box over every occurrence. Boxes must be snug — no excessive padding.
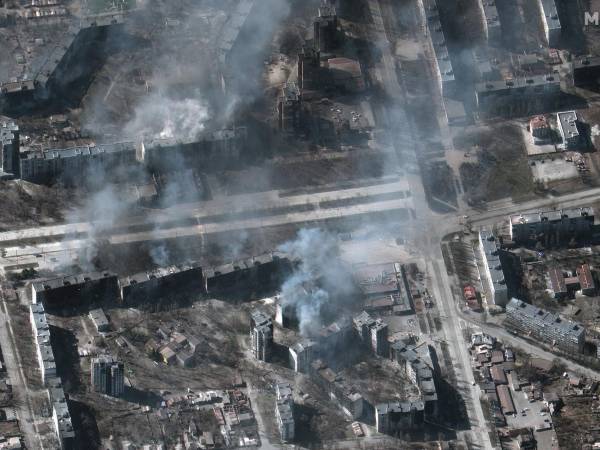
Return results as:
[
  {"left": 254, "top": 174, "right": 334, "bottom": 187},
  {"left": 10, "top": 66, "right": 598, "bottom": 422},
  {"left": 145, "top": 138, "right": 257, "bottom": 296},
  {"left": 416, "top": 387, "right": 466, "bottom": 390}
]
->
[{"left": 278, "top": 228, "right": 356, "bottom": 335}]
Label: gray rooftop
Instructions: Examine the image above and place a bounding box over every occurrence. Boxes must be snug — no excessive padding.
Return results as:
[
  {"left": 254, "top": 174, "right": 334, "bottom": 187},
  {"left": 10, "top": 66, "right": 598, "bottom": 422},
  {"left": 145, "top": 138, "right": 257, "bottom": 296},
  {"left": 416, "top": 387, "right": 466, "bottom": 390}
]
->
[{"left": 506, "top": 298, "right": 585, "bottom": 341}]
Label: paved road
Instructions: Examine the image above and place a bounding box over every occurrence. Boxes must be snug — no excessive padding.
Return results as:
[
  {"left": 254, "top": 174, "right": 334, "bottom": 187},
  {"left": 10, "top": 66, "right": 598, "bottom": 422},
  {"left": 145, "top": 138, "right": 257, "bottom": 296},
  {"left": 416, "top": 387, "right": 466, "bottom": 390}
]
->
[
  {"left": 0, "top": 298, "right": 44, "bottom": 449},
  {"left": 463, "top": 317, "right": 600, "bottom": 380}
]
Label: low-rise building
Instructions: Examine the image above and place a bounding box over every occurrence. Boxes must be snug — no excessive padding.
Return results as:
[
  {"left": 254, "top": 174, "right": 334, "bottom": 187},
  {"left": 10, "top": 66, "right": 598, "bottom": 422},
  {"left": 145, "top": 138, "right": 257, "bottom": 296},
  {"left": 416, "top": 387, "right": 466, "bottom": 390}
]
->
[
  {"left": 557, "top": 111, "right": 582, "bottom": 149},
  {"left": 89, "top": 308, "right": 109, "bottom": 332}
]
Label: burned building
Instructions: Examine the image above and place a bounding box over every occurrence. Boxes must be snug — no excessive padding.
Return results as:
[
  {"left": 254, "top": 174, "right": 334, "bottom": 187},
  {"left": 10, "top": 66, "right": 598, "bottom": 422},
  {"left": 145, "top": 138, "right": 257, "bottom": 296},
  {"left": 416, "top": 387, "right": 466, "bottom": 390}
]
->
[
  {"left": 0, "top": 120, "right": 19, "bottom": 178},
  {"left": 353, "top": 263, "right": 414, "bottom": 315},
  {"left": 509, "top": 207, "right": 594, "bottom": 248},
  {"left": 572, "top": 57, "right": 600, "bottom": 87},
  {"left": 475, "top": 74, "right": 561, "bottom": 116},
  {"left": 317, "top": 318, "right": 354, "bottom": 362},
  {"left": 277, "top": 82, "right": 302, "bottom": 134},
  {"left": 313, "top": 3, "right": 338, "bottom": 53},
  {"left": 19, "top": 141, "right": 137, "bottom": 185},
  {"left": 297, "top": 46, "right": 321, "bottom": 92},
  {"left": 505, "top": 298, "right": 586, "bottom": 353},
  {"left": 205, "top": 252, "right": 295, "bottom": 295},
  {"left": 31, "top": 272, "right": 120, "bottom": 308},
  {"left": 49, "top": 380, "right": 75, "bottom": 450},
  {"left": 136, "top": 127, "right": 247, "bottom": 174},
  {"left": 119, "top": 264, "right": 205, "bottom": 305},
  {"left": 353, "top": 311, "right": 389, "bottom": 357},
  {"left": 250, "top": 310, "right": 273, "bottom": 362},
  {"left": 275, "top": 383, "right": 295, "bottom": 442},
  {"left": 91, "top": 356, "right": 125, "bottom": 397}
]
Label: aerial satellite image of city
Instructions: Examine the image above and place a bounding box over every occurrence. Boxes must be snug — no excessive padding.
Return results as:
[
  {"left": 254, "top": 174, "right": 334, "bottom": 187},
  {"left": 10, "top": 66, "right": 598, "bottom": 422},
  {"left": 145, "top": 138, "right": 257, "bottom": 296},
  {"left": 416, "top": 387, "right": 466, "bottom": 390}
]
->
[{"left": 3, "top": 0, "right": 600, "bottom": 448}]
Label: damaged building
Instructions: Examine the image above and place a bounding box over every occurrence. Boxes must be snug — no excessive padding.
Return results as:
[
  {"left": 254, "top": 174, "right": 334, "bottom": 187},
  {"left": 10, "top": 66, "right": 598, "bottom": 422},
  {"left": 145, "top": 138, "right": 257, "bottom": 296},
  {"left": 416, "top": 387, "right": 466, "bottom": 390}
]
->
[
  {"left": 313, "top": 3, "right": 338, "bottom": 53},
  {"left": 353, "top": 311, "right": 389, "bottom": 357},
  {"left": 278, "top": 82, "right": 302, "bottom": 134},
  {"left": 353, "top": 263, "right": 414, "bottom": 315},
  {"left": 289, "top": 339, "right": 317, "bottom": 373},
  {"left": 136, "top": 127, "right": 247, "bottom": 173}
]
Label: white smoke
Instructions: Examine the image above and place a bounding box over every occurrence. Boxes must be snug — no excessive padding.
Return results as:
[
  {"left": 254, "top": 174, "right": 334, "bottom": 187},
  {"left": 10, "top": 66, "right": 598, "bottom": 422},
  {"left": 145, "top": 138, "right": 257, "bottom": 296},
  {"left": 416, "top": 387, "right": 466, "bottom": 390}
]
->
[
  {"left": 123, "top": 94, "right": 211, "bottom": 141},
  {"left": 278, "top": 228, "right": 355, "bottom": 335}
]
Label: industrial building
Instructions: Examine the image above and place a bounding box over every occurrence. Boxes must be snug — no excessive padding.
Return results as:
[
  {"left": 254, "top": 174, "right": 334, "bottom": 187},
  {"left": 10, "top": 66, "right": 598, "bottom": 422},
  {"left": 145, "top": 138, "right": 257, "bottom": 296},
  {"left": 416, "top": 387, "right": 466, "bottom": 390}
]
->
[
  {"left": 572, "top": 57, "right": 600, "bottom": 86},
  {"left": 250, "top": 310, "right": 273, "bottom": 362},
  {"left": 277, "top": 82, "right": 302, "bottom": 134},
  {"left": 475, "top": 74, "right": 561, "bottom": 114},
  {"left": 313, "top": 3, "right": 338, "bottom": 53},
  {"left": 478, "top": 229, "right": 509, "bottom": 307},
  {"left": 89, "top": 308, "right": 110, "bottom": 332},
  {"left": 505, "top": 298, "right": 586, "bottom": 353},
  {"left": 421, "top": 0, "right": 455, "bottom": 96},
  {"left": 353, "top": 263, "right": 414, "bottom": 315},
  {"left": 353, "top": 311, "right": 389, "bottom": 357},
  {"left": 31, "top": 272, "right": 120, "bottom": 307},
  {"left": 509, "top": 207, "right": 594, "bottom": 248},
  {"left": 537, "top": 0, "right": 561, "bottom": 47},
  {"left": 0, "top": 120, "right": 20, "bottom": 179},
  {"left": 557, "top": 111, "right": 582, "bottom": 149},
  {"left": 30, "top": 303, "right": 56, "bottom": 384},
  {"left": 289, "top": 339, "right": 317, "bottom": 373},
  {"left": 91, "top": 356, "right": 125, "bottom": 397},
  {"left": 119, "top": 264, "right": 205, "bottom": 305},
  {"left": 275, "top": 383, "right": 295, "bottom": 442},
  {"left": 497, "top": 385, "right": 515, "bottom": 416},
  {"left": 547, "top": 264, "right": 596, "bottom": 299},
  {"left": 478, "top": 0, "right": 501, "bottom": 44}
]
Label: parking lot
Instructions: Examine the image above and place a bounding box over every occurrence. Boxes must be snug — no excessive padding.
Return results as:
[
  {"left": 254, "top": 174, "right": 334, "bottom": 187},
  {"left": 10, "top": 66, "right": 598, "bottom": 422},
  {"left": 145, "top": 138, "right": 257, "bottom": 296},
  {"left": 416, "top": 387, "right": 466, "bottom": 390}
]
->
[{"left": 504, "top": 382, "right": 559, "bottom": 449}]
